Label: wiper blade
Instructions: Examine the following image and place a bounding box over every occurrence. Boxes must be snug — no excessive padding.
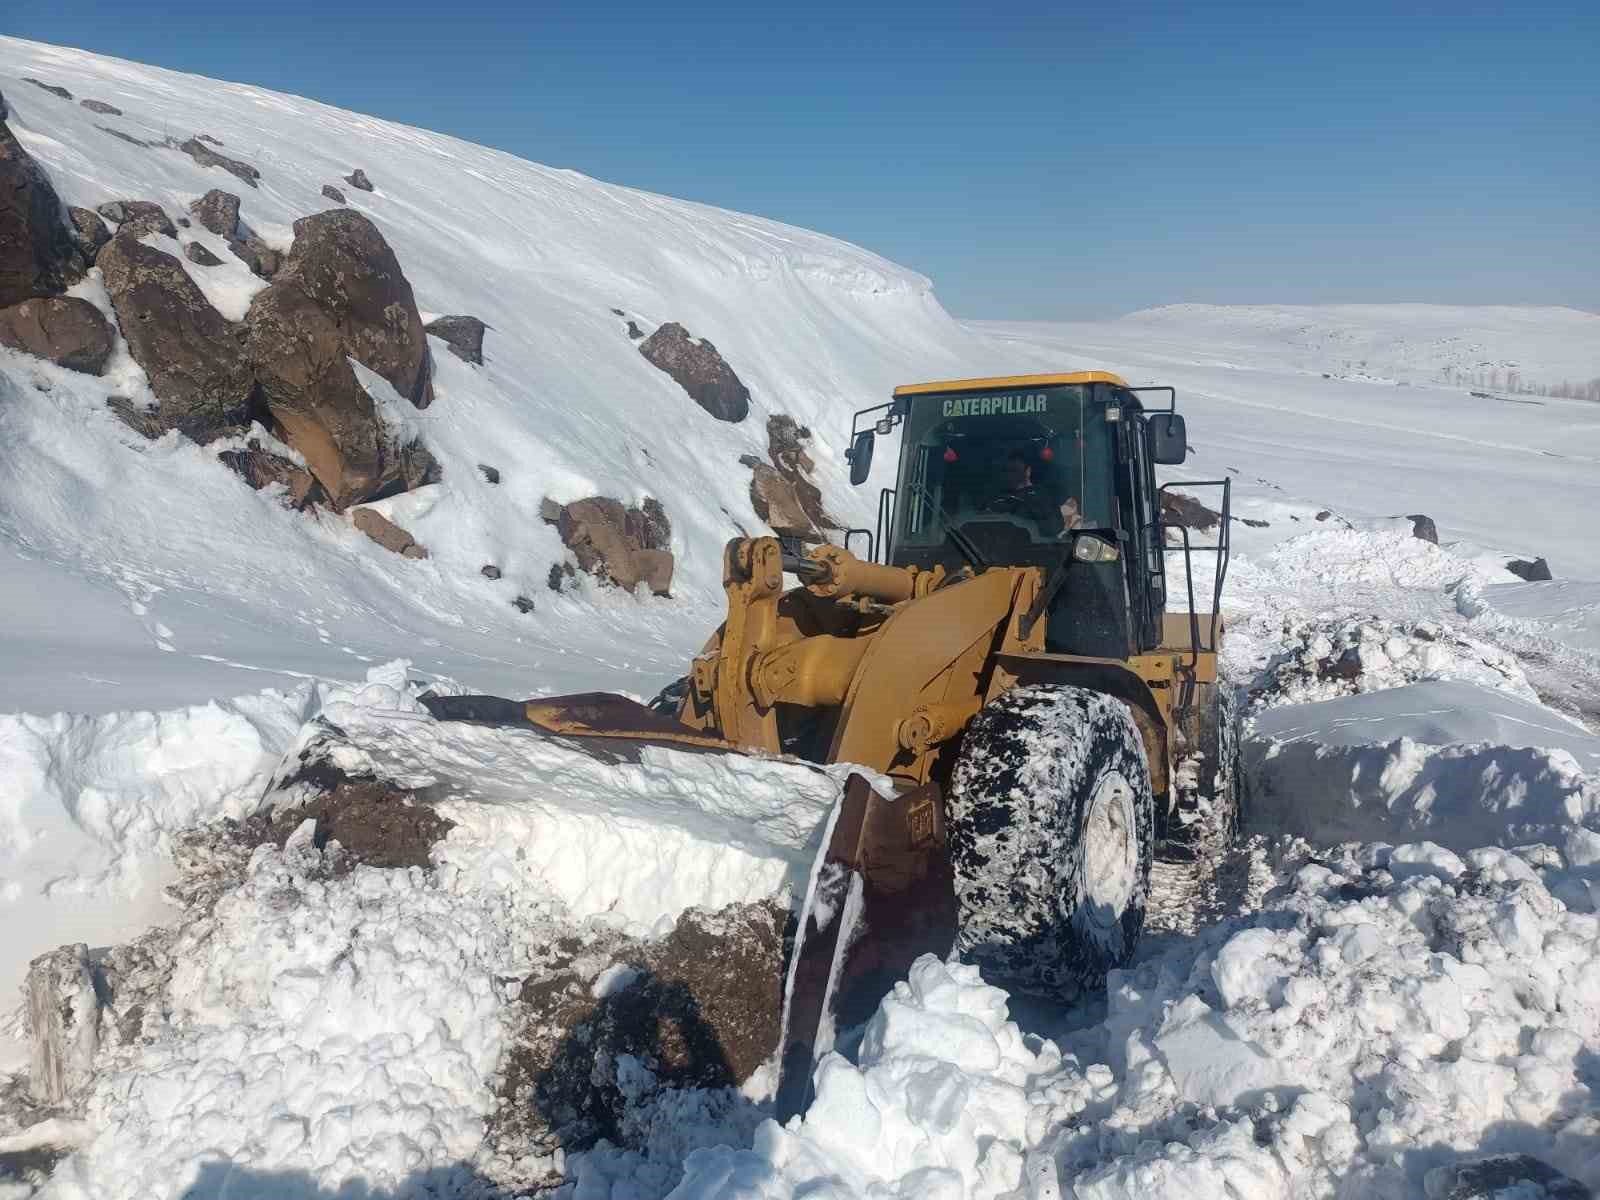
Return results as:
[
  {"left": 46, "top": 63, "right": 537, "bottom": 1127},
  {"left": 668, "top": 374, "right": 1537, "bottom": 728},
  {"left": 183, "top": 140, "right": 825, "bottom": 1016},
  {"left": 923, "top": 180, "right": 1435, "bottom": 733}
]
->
[{"left": 907, "top": 483, "right": 989, "bottom": 573}]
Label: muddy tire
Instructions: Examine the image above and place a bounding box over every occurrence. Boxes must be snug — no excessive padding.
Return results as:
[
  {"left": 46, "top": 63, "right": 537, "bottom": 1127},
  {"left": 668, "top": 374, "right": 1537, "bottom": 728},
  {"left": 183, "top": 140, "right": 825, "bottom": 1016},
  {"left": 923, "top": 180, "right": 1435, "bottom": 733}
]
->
[
  {"left": 1164, "top": 682, "right": 1241, "bottom": 860},
  {"left": 946, "top": 684, "right": 1155, "bottom": 996}
]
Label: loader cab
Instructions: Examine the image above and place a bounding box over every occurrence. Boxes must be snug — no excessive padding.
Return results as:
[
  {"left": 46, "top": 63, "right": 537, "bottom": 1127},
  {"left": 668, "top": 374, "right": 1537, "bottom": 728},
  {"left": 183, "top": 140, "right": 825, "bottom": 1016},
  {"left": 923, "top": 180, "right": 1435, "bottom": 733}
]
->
[{"left": 846, "top": 373, "right": 1184, "bottom": 658}]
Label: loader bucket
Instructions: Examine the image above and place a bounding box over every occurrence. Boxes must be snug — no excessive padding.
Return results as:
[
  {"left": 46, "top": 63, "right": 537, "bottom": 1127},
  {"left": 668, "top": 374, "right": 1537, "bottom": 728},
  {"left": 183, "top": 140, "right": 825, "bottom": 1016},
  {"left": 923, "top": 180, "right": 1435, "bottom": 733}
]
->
[
  {"left": 774, "top": 773, "right": 958, "bottom": 1124},
  {"left": 419, "top": 691, "right": 746, "bottom": 763}
]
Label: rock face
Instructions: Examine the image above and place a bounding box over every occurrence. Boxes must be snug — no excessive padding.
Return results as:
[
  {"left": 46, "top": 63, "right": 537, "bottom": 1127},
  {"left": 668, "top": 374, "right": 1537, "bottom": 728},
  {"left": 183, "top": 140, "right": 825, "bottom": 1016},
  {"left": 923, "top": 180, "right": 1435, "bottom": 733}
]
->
[
  {"left": 321, "top": 184, "right": 346, "bottom": 204},
  {"left": 178, "top": 138, "right": 260, "bottom": 187},
  {"left": 1507, "top": 557, "right": 1553, "bottom": 582},
  {"left": 188, "top": 188, "right": 240, "bottom": 238},
  {"left": 544, "top": 496, "right": 674, "bottom": 595},
  {"left": 423, "top": 314, "right": 486, "bottom": 364},
  {"left": 97, "top": 235, "right": 257, "bottom": 440},
  {"left": 217, "top": 439, "right": 320, "bottom": 508},
  {"left": 345, "top": 168, "right": 374, "bottom": 192},
  {"left": 352, "top": 508, "right": 428, "bottom": 558},
  {"left": 96, "top": 199, "right": 176, "bottom": 241},
  {"left": 66, "top": 207, "right": 110, "bottom": 261},
  {"left": 184, "top": 241, "right": 223, "bottom": 267},
  {"left": 24, "top": 79, "right": 72, "bottom": 101},
  {"left": 1405, "top": 514, "right": 1438, "bottom": 543},
  {"left": 638, "top": 321, "right": 750, "bottom": 422},
  {"left": 80, "top": 98, "right": 122, "bottom": 116},
  {"left": 742, "top": 415, "right": 835, "bottom": 541},
  {"left": 0, "top": 296, "right": 115, "bottom": 374},
  {"left": 0, "top": 122, "right": 83, "bottom": 306},
  {"left": 245, "top": 209, "right": 435, "bottom": 507}
]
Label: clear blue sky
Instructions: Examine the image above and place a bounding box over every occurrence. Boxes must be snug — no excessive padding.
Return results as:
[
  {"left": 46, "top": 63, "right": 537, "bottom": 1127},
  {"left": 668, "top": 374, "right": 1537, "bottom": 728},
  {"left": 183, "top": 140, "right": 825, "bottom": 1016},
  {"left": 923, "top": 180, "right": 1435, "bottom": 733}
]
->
[{"left": 5, "top": 0, "right": 1597, "bottom": 319}]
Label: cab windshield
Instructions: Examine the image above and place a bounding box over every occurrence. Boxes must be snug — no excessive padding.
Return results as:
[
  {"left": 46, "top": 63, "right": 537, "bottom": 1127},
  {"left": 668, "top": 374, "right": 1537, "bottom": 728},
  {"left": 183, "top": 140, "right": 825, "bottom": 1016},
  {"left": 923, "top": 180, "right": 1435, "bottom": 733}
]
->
[{"left": 897, "top": 385, "right": 1101, "bottom": 549}]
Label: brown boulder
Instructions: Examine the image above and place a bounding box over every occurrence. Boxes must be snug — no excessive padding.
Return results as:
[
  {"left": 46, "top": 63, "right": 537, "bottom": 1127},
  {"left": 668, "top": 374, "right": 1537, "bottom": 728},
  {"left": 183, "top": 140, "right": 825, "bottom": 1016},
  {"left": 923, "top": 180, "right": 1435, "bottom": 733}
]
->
[
  {"left": 423, "top": 314, "right": 486, "bottom": 364},
  {"left": 352, "top": 508, "right": 428, "bottom": 558},
  {"left": 188, "top": 188, "right": 240, "bottom": 238},
  {"left": 66, "top": 207, "right": 110, "bottom": 261},
  {"left": 0, "top": 122, "right": 82, "bottom": 305},
  {"left": 548, "top": 496, "right": 675, "bottom": 595},
  {"left": 217, "top": 439, "right": 320, "bottom": 508},
  {"left": 638, "top": 321, "right": 750, "bottom": 422},
  {"left": 748, "top": 462, "right": 819, "bottom": 539},
  {"left": 0, "top": 297, "right": 114, "bottom": 375},
  {"left": 244, "top": 209, "right": 435, "bottom": 507},
  {"left": 97, "top": 235, "right": 256, "bottom": 441},
  {"left": 742, "top": 415, "right": 836, "bottom": 540},
  {"left": 177, "top": 138, "right": 260, "bottom": 188},
  {"left": 184, "top": 241, "right": 223, "bottom": 267},
  {"left": 80, "top": 99, "right": 122, "bottom": 116},
  {"left": 96, "top": 200, "right": 176, "bottom": 241}
]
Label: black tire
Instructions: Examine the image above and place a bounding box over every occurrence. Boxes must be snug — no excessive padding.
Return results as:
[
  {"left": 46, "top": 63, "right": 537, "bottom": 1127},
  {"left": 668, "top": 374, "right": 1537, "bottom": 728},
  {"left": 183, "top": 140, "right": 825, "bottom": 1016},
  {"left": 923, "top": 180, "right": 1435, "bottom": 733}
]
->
[
  {"left": 1164, "top": 682, "right": 1241, "bottom": 859},
  {"left": 946, "top": 684, "right": 1155, "bottom": 996}
]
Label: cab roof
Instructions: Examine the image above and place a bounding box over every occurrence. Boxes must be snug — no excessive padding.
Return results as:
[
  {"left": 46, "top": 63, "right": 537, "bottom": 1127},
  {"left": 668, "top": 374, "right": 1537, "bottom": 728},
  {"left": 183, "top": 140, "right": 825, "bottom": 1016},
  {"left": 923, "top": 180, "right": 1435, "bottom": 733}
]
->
[{"left": 892, "top": 371, "right": 1129, "bottom": 397}]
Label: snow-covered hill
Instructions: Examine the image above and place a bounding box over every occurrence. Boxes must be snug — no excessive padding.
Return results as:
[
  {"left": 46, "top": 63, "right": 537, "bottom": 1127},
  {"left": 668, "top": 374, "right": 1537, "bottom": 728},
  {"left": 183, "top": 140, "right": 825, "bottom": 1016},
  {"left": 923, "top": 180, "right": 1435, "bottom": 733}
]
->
[{"left": 3, "top": 35, "right": 1600, "bottom": 1200}]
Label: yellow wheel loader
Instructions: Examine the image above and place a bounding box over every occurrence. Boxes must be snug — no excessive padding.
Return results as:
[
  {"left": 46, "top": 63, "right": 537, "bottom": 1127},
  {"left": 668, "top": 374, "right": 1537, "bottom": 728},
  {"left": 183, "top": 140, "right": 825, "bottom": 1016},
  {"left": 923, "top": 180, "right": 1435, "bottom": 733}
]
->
[{"left": 425, "top": 371, "right": 1234, "bottom": 1120}]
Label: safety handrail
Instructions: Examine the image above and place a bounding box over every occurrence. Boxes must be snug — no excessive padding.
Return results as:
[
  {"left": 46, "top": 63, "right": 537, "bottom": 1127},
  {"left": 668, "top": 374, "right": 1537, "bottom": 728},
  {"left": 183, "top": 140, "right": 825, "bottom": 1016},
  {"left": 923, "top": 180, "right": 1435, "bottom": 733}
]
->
[
  {"left": 875, "top": 488, "right": 896, "bottom": 565},
  {"left": 1155, "top": 479, "right": 1233, "bottom": 663}
]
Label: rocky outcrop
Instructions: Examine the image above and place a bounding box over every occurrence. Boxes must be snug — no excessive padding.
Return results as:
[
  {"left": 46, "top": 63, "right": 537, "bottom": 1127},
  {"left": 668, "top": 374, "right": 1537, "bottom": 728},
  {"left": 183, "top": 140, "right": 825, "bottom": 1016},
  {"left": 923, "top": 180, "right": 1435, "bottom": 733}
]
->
[
  {"left": 24, "top": 79, "right": 71, "bottom": 101},
  {"left": 184, "top": 241, "right": 222, "bottom": 267},
  {"left": 217, "top": 439, "right": 320, "bottom": 508},
  {"left": 66, "top": 207, "right": 110, "bottom": 261},
  {"left": 26, "top": 944, "right": 100, "bottom": 1105},
  {"left": 543, "top": 496, "right": 674, "bottom": 595},
  {"left": 244, "top": 209, "right": 435, "bottom": 507},
  {"left": 480, "top": 564, "right": 501, "bottom": 580},
  {"left": 97, "top": 126, "right": 149, "bottom": 148},
  {"left": 97, "top": 235, "right": 256, "bottom": 440},
  {"left": 188, "top": 188, "right": 239, "bottom": 238},
  {"left": 177, "top": 138, "right": 259, "bottom": 188},
  {"left": 196, "top": 133, "right": 224, "bottom": 146},
  {"left": 0, "top": 122, "right": 83, "bottom": 305},
  {"left": 352, "top": 508, "right": 428, "bottom": 559},
  {"left": 321, "top": 184, "right": 346, "bottom": 204},
  {"left": 1507, "top": 557, "right": 1553, "bottom": 582},
  {"left": 741, "top": 414, "right": 836, "bottom": 541},
  {"left": 0, "top": 296, "right": 115, "bottom": 374},
  {"left": 638, "top": 322, "right": 750, "bottom": 422},
  {"left": 1405, "top": 514, "right": 1438, "bottom": 543},
  {"left": 80, "top": 99, "right": 122, "bottom": 116},
  {"left": 96, "top": 199, "right": 176, "bottom": 241},
  {"left": 345, "top": 168, "right": 374, "bottom": 192},
  {"left": 423, "top": 314, "right": 486, "bottom": 364}
]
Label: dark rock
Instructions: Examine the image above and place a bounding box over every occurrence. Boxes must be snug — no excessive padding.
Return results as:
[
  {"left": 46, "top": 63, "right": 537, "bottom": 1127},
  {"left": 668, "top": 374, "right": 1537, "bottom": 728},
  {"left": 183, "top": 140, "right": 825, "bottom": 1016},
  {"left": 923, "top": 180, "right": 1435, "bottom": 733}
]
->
[
  {"left": 244, "top": 209, "right": 435, "bottom": 507},
  {"left": 638, "top": 321, "right": 750, "bottom": 422},
  {"left": 625, "top": 320, "right": 643, "bottom": 340},
  {"left": 0, "top": 122, "right": 83, "bottom": 305},
  {"left": 65, "top": 208, "right": 110, "bottom": 263},
  {"left": 478, "top": 463, "right": 500, "bottom": 485},
  {"left": 637, "top": 496, "right": 671, "bottom": 550},
  {"left": 217, "top": 439, "right": 320, "bottom": 508},
  {"left": 0, "top": 296, "right": 114, "bottom": 374},
  {"left": 1507, "top": 557, "right": 1553, "bottom": 582},
  {"left": 230, "top": 238, "right": 281, "bottom": 279},
  {"left": 265, "top": 777, "right": 453, "bottom": 871},
  {"left": 0, "top": 88, "right": 6, "bottom": 120},
  {"left": 1314, "top": 510, "right": 1332, "bottom": 521},
  {"left": 196, "top": 133, "right": 224, "bottom": 146},
  {"left": 1428, "top": 1154, "right": 1587, "bottom": 1200},
  {"left": 175, "top": 216, "right": 190, "bottom": 228},
  {"left": 177, "top": 138, "right": 260, "bottom": 188},
  {"left": 547, "top": 562, "right": 574, "bottom": 592},
  {"left": 96, "top": 200, "right": 176, "bottom": 240},
  {"left": 539, "top": 497, "right": 563, "bottom": 524},
  {"left": 1405, "top": 514, "right": 1438, "bottom": 543},
  {"left": 512, "top": 595, "right": 536, "bottom": 614},
  {"left": 184, "top": 242, "right": 223, "bottom": 267},
  {"left": 345, "top": 168, "right": 374, "bottom": 192},
  {"left": 481, "top": 564, "right": 502, "bottom": 580},
  {"left": 1161, "top": 490, "right": 1220, "bottom": 531},
  {"left": 321, "top": 184, "right": 346, "bottom": 205},
  {"left": 1317, "top": 647, "right": 1365, "bottom": 682},
  {"left": 423, "top": 314, "right": 486, "bottom": 365},
  {"left": 352, "top": 508, "right": 428, "bottom": 558},
  {"left": 97, "top": 236, "right": 256, "bottom": 441},
  {"left": 610, "top": 308, "right": 625, "bottom": 316},
  {"left": 24, "top": 79, "right": 71, "bottom": 101},
  {"left": 80, "top": 99, "right": 122, "bottom": 116},
  {"left": 96, "top": 126, "right": 150, "bottom": 148},
  {"left": 548, "top": 496, "right": 675, "bottom": 595},
  {"left": 399, "top": 441, "right": 441, "bottom": 492},
  {"left": 188, "top": 189, "right": 240, "bottom": 238}
]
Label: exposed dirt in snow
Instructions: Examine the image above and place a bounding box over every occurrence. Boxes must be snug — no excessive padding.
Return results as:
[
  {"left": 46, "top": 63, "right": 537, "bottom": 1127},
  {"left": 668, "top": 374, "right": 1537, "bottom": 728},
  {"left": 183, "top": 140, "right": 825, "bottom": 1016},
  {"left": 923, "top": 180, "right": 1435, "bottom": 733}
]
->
[{"left": 253, "top": 776, "right": 456, "bottom": 872}]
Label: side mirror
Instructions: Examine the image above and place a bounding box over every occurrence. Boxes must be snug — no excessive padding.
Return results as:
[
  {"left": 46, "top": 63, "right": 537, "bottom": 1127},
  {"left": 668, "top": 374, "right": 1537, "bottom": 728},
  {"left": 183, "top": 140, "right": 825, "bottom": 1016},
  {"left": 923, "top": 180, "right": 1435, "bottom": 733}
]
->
[
  {"left": 1148, "top": 413, "right": 1187, "bottom": 464},
  {"left": 846, "top": 429, "right": 875, "bottom": 485}
]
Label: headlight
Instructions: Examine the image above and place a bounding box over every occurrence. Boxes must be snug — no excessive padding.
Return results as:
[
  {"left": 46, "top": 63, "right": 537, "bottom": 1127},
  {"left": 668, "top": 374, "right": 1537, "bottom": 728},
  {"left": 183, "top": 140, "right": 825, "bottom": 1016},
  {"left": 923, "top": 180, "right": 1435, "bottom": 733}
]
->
[{"left": 1072, "top": 534, "right": 1120, "bottom": 563}]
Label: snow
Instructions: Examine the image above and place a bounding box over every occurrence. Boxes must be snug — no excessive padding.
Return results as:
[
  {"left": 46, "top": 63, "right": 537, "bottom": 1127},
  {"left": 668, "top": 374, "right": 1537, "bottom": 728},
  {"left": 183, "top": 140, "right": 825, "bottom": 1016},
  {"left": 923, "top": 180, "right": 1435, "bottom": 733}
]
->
[{"left": 2, "top": 33, "right": 1600, "bottom": 1200}]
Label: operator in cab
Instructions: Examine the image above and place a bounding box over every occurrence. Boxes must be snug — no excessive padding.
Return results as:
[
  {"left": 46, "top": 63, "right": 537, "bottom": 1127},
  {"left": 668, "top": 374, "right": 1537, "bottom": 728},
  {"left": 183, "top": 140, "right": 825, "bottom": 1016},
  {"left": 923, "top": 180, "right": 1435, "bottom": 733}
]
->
[{"left": 983, "top": 450, "right": 1084, "bottom": 537}]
